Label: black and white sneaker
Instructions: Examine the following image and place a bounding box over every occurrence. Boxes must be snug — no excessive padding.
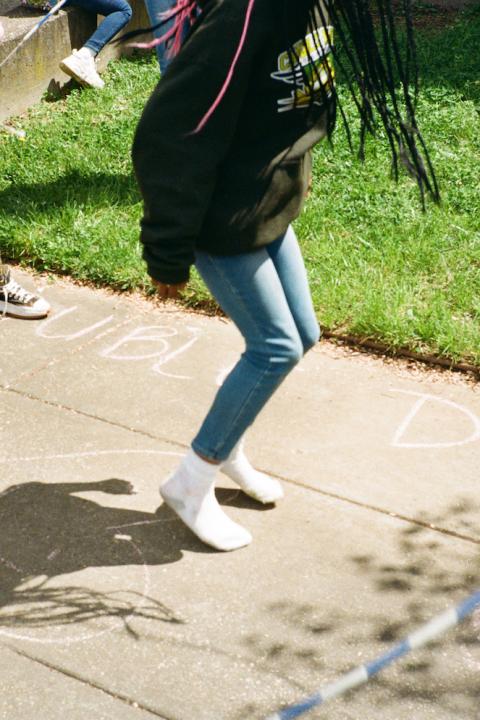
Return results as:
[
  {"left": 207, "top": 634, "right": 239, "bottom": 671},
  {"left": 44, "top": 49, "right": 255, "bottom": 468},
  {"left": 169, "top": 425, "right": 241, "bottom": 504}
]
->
[{"left": 0, "top": 265, "right": 50, "bottom": 319}]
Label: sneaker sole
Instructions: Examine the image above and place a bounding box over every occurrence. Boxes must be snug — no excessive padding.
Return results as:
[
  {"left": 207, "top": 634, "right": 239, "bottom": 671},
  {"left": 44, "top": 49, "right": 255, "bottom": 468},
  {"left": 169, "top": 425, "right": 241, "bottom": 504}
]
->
[
  {"left": 59, "top": 60, "right": 88, "bottom": 86},
  {"left": 0, "top": 301, "right": 50, "bottom": 319},
  {"left": 59, "top": 60, "right": 104, "bottom": 89}
]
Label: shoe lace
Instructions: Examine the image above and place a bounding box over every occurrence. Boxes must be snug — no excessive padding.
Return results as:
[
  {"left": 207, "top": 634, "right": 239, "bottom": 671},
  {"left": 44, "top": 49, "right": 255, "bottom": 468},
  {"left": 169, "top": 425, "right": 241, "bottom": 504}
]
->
[{"left": 2, "top": 278, "right": 36, "bottom": 308}]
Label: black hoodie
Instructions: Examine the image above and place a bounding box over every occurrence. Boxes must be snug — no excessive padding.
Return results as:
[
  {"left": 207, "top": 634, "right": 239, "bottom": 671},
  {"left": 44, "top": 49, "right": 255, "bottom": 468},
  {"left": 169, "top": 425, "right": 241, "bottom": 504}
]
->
[{"left": 132, "top": 0, "right": 334, "bottom": 284}]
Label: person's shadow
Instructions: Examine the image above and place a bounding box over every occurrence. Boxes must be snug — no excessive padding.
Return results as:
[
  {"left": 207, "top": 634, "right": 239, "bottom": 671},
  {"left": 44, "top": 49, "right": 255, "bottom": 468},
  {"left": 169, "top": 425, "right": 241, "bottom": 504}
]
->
[{"left": 0, "top": 478, "right": 265, "bottom": 636}]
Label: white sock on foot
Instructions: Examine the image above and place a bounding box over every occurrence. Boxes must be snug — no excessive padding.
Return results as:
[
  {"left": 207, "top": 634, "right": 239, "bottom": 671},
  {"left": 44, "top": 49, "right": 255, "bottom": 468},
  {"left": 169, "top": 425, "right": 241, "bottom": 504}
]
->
[
  {"left": 160, "top": 449, "right": 252, "bottom": 551},
  {"left": 76, "top": 46, "right": 96, "bottom": 59},
  {"left": 222, "top": 440, "right": 283, "bottom": 504}
]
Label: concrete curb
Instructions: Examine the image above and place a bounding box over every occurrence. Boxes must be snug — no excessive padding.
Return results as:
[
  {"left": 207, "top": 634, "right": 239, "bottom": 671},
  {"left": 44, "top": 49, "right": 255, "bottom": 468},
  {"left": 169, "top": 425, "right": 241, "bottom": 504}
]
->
[
  {"left": 322, "top": 331, "right": 480, "bottom": 381},
  {"left": 0, "top": 0, "right": 151, "bottom": 122}
]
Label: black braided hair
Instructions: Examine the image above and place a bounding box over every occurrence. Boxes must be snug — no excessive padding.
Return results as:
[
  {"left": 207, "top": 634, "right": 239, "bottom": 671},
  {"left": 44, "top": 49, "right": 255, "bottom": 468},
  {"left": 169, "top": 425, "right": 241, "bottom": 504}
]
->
[
  {"left": 123, "top": 0, "right": 439, "bottom": 204},
  {"left": 291, "top": 0, "right": 439, "bottom": 204}
]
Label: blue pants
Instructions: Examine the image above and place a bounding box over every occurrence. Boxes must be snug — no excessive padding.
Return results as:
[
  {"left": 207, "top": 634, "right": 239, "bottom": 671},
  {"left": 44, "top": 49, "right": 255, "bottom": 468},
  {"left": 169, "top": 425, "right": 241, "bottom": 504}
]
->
[
  {"left": 143, "top": 0, "right": 189, "bottom": 73},
  {"left": 192, "top": 226, "right": 321, "bottom": 462},
  {"left": 143, "top": 0, "right": 176, "bottom": 73},
  {"left": 66, "top": 0, "right": 132, "bottom": 55}
]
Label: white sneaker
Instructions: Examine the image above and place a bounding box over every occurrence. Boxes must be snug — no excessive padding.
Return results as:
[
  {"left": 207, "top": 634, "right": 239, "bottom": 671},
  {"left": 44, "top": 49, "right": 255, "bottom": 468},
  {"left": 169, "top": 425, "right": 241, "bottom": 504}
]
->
[
  {"left": 0, "top": 266, "right": 50, "bottom": 319},
  {"left": 59, "top": 50, "right": 105, "bottom": 89}
]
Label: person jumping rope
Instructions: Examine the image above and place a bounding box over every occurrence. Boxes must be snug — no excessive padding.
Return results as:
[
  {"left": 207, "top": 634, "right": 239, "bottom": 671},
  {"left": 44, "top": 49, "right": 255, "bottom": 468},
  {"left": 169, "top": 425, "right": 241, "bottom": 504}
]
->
[{"left": 130, "top": 0, "right": 439, "bottom": 551}]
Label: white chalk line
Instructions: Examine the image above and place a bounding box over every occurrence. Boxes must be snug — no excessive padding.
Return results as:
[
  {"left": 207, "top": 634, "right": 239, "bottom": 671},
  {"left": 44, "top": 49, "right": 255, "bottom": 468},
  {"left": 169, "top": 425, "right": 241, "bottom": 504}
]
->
[
  {"left": 100, "top": 325, "right": 177, "bottom": 360},
  {"left": 391, "top": 389, "right": 480, "bottom": 449},
  {"left": 216, "top": 364, "right": 235, "bottom": 387},
  {"left": 0, "top": 449, "right": 184, "bottom": 645},
  {"left": 36, "top": 306, "right": 114, "bottom": 341},
  {"left": 1, "top": 449, "right": 183, "bottom": 463},
  {"left": 3, "top": 314, "right": 133, "bottom": 391},
  {"left": 152, "top": 329, "right": 201, "bottom": 379},
  {"left": 36, "top": 307, "right": 203, "bottom": 380},
  {"left": 0, "top": 534, "right": 152, "bottom": 646}
]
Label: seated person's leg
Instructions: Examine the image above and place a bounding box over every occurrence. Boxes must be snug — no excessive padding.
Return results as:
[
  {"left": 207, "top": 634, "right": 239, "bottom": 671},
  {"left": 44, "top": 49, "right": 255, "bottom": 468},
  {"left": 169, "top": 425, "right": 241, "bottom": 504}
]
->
[
  {"left": 142, "top": 0, "right": 176, "bottom": 73},
  {"left": 60, "top": 0, "right": 132, "bottom": 88}
]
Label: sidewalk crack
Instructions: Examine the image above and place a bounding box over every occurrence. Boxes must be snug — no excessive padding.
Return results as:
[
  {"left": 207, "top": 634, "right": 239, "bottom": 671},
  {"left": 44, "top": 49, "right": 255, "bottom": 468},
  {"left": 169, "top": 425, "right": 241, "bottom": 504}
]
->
[
  {"left": 2, "top": 387, "right": 479, "bottom": 547},
  {"left": 3, "top": 316, "right": 133, "bottom": 390},
  {"left": 3, "top": 644, "right": 176, "bottom": 719}
]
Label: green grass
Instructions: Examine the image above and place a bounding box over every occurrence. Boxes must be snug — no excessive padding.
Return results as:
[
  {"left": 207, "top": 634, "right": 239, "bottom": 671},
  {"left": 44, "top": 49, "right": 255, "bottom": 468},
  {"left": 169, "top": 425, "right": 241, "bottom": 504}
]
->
[{"left": 1, "top": 9, "right": 480, "bottom": 364}]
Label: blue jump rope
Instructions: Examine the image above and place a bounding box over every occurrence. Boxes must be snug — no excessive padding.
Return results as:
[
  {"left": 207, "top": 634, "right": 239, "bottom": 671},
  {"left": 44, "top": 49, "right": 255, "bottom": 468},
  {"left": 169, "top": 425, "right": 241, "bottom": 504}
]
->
[
  {"left": 266, "top": 590, "right": 480, "bottom": 720},
  {"left": 0, "top": 0, "right": 69, "bottom": 70}
]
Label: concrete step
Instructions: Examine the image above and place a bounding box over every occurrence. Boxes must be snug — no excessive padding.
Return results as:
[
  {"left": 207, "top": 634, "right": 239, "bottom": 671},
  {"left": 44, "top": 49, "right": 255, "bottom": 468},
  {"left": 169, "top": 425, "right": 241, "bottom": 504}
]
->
[{"left": 0, "top": 0, "right": 152, "bottom": 122}]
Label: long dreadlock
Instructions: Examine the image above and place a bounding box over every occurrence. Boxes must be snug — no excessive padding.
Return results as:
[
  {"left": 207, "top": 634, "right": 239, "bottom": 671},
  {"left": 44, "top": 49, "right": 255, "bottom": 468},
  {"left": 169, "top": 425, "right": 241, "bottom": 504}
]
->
[
  {"left": 122, "top": 0, "right": 439, "bottom": 204},
  {"left": 286, "top": 0, "right": 439, "bottom": 204}
]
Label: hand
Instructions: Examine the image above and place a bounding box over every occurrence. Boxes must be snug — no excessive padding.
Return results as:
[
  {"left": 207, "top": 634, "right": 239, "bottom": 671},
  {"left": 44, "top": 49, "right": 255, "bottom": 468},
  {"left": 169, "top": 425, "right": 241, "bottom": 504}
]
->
[
  {"left": 152, "top": 279, "right": 188, "bottom": 299},
  {"left": 97, "top": 479, "right": 137, "bottom": 495}
]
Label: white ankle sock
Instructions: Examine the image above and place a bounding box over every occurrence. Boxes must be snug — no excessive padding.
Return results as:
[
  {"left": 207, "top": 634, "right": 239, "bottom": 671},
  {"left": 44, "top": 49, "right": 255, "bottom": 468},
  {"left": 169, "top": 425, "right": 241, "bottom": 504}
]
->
[
  {"left": 160, "top": 449, "right": 252, "bottom": 551},
  {"left": 222, "top": 440, "right": 283, "bottom": 504},
  {"left": 77, "top": 46, "right": 96, "bottom": 59}
]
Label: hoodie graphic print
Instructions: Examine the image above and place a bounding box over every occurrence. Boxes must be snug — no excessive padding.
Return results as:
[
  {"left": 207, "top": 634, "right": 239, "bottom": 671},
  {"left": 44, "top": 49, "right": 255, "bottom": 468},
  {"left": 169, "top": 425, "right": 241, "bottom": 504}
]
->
[{"left": 271, "top": 25, "right": 334, "bottom": 113}]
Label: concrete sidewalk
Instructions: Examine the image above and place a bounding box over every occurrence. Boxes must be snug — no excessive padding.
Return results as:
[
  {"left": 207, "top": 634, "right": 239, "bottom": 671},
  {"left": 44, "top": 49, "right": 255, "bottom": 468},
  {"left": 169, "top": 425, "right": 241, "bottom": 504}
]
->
[{"left": 1, "top": 269, "right": 479, "bottom": 720}]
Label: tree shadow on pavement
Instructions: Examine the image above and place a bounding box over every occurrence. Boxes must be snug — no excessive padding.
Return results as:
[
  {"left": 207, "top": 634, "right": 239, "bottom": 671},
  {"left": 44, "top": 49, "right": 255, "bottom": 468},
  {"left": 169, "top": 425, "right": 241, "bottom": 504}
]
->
[
  {"left": 238, "top": 496, "right": 480, "bottom": 719},
  {"left": 0, "top": 478, "right": 257, "bottom": 636},
  {"left": 0, "top": 479, "right": 271, "bottom": 637}
]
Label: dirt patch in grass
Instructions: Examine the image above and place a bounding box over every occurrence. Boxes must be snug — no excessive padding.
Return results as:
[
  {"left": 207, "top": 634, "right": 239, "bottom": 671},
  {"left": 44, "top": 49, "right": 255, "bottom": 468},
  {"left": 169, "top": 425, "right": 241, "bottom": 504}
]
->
[{"left": 375, "top": 0, "right": 478, "bottom": 31}]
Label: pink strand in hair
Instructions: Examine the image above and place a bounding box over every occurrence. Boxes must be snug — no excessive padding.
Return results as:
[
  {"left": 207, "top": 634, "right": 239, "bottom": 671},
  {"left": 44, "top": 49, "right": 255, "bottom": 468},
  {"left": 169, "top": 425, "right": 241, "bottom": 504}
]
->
[
  {"left": 132, "top": 0, "right": 198, "bottom": 57},
  {"left": 193, "top": 0, "right": 256, "bottom": 133}
]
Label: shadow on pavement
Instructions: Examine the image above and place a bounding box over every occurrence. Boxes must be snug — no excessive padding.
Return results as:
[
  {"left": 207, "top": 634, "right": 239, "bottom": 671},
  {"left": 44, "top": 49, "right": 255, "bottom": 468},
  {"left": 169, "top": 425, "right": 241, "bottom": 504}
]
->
[
  {"left": 237, "top": 497, "right": 480, "bottom": 718},
  {"left": 0, "top": 479, "right": 272, "bottom": 637},
  {"left": 0, "top": 478, "right": 254, "bottom": 635}
]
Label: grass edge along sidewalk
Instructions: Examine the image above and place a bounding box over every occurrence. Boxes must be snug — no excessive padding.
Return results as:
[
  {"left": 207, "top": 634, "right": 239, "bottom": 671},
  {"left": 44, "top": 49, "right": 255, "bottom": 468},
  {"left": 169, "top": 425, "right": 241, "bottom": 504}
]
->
[{"left": 1, "top": 8, "right": 479, "bottom": 368}]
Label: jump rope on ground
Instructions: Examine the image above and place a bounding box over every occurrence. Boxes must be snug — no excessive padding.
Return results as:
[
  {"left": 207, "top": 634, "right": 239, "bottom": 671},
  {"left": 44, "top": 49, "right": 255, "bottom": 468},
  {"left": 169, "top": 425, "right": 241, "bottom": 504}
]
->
[{"left": 265, "top": 590, "right": 480, "bottom": 719}]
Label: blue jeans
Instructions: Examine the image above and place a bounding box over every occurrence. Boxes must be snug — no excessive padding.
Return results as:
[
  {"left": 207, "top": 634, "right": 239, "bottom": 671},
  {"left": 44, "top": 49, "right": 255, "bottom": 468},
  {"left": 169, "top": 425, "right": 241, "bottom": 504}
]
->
[
  {"left": 66, "top": 0, "right": 132, "bottom": 55},
  {"left": 143, "top": 0, "right": 177, "bottom": 73},
  {"left": 144, "top": 0, "right": 194, "bottom": 73},
  {"left": 192, "top": 226, "right": 321, "bottom": 462}
]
